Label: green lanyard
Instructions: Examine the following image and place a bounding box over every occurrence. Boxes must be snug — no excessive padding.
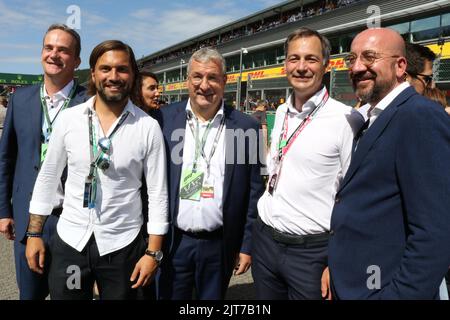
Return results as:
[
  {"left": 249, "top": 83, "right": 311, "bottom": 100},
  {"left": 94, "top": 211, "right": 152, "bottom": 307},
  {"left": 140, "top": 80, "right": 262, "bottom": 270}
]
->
[
  {"left": 40, "top": 81, "right": 77, "bottom": 142},
  {"left": 186, "top": 111, "right": 225, "bottom": 173},
  {"left": 85, "top": 109, "right": 129, "bottom": 209}
]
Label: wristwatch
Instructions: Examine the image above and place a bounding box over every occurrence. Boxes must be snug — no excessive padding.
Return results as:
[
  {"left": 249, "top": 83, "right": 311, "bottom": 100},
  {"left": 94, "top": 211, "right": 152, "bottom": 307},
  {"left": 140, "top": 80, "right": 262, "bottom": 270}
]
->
[{"left": 145, "top": 249, "right": 164, "bottom": 264}]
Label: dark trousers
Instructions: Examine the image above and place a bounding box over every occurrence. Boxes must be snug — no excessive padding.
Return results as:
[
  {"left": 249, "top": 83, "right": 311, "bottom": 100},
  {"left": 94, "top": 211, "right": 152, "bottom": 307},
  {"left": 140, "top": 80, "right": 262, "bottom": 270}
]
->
[
  {"left": 158, "top": 228, "right": 223, "bottom": 300},
  {"left": 251, "top": 217, "right": 328, "bottom": 300},
  {"left": 48, "top": 231, "right": 147, "bottom": 300},
  {"left": 14, "top": 214, "right": 58, "bottom": 300}
]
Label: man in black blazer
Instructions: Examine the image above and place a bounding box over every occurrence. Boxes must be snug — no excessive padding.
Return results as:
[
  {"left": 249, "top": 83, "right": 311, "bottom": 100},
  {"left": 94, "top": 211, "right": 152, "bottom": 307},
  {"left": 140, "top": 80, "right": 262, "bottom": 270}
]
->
[
  {"left": 0, "top": 24, "right": 86, "bottom": 299},
  {"left": 157, "top": 47, "right": 264, "bottom": 299},
  {"left": 329, "top": 28, "right": 450, "bottom": 299}
]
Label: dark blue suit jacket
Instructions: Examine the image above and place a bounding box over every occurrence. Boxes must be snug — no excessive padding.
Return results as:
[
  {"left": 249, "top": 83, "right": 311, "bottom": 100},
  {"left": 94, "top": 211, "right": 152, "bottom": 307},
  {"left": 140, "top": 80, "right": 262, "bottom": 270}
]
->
[
  {"left": 0, "top": 83, "right": 87, "bottom": 242},
  {"left": 159, "top": 101, "right": 264, "bottom": 287},
  {"left": 329, "top": 87, "right": 450, "bottom": 299}
]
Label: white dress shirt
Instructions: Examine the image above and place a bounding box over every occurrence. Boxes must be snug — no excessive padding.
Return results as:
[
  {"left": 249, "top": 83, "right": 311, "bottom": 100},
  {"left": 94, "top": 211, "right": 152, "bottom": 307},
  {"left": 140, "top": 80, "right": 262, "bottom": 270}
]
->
[
  {"left": 30, "top": 96, "right": 169, "bottom": 255},
  {"left": 42, "top": 80, "right": 75, "bottom": 209},
  {"left": 176, "top": 99, "right": 226, "bottom": 232},
  {"left": 258, "top": 87, "right": 360, "bottom": 235}
]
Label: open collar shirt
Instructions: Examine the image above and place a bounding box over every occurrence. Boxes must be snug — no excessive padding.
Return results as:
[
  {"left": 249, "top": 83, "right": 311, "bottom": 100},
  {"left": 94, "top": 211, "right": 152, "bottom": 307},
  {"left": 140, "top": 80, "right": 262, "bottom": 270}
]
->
[{"left": 30, "top": 96, "right": 169, "bottom": 255}]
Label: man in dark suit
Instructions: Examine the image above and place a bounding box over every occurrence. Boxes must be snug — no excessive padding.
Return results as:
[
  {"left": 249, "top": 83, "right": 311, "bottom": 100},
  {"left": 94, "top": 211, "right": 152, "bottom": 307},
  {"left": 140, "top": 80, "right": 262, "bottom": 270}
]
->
[
  {"left": 328, "top": 28, "right": 450, "bottom": 299},
  {"left": 157, "top": 47, "right": 264, "bottom": 299},
  {"left": 0, "top": 24, "right": 86, "bottom": 299}
]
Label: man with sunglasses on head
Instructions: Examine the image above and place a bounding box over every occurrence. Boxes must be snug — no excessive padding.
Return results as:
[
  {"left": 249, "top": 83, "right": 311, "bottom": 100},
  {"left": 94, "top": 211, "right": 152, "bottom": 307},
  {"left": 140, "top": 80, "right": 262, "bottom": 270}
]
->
[
  {"left": 24, "top": 40, "right": 169, "bottom": 300},
  {"left": 329, "top": 28, "right": 450, "bottom": 299},
  {"left": 0, "top": 24, "right": 86, "bottom": 300},
  {"left": 405, "top": 42, "right": 436, "bottom": 95}
]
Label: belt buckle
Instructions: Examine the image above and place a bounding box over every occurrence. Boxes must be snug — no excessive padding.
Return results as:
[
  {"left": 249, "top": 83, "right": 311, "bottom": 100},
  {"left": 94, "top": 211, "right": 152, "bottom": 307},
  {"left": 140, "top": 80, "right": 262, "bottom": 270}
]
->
[{"left": 272, "top": 230, "right": 303, "bottom": 245}]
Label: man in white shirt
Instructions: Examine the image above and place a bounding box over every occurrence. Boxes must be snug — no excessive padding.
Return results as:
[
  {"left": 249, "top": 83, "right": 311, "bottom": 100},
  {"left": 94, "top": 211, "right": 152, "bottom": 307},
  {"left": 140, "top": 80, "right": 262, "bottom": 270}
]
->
[
  {"left": 157, "top": 48, "right": 264, "bottom": 299},
  {"left": 25, "top": 40, "right": 169, "bottom": 300},
  {"left": 329, "top": 28, "right": 450, "bottom": 299},
  {"left": 253, "top": 27, "right": 361, "bottom": 300},
  {"left": 0, "top": 24, "right": 86, "bottom": 300}
]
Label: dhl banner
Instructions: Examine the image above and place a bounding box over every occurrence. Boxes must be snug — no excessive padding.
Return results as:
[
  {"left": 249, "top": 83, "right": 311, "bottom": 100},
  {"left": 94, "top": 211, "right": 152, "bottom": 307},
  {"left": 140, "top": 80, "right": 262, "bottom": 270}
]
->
[
  {"left": 163, "top": 58, "right": 346, "bottom": 92},
  {"left": 163, "top": 41, "right": 450, "bottom": 93}
]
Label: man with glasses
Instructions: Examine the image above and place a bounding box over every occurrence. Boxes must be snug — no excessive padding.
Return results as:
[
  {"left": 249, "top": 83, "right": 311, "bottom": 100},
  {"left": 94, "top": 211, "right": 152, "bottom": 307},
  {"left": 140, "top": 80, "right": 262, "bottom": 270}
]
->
[
  {"left": 157, "top": 47, "right": 264, "bottom": 299},
  {"left": 25, "top": 40, "right": 169, "bottom": 299},
  {"left": 0, "top": 24, "right": 86, "bottom": 300},
  {"left": 329, "top": 28, "right": 450, "bottom": 299},
  {"left": 405, "top": 42, "right": 436, "bottom": 95}
]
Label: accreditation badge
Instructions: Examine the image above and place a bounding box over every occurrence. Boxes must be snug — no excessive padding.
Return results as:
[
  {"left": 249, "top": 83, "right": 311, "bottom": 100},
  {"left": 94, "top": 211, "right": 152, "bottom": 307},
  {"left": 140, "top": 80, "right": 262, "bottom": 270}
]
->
[
  {"left": 180, "top": 168, "right": 204, "bottom": 201},
  {"left": 268, "top": 160, "right": 282, "bottom": 196},
  {"left": 83, "top": 177, "right": 92, "bottom": 208},
  {"left": 200, "top": 176, "right": 214, "bottom": 199}
]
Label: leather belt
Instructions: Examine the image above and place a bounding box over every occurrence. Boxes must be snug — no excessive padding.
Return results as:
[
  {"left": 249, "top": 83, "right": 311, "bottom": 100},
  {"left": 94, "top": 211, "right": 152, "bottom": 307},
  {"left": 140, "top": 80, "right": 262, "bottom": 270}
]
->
[
  {"left": 51, "top": 207, "right": 63, "bottom": 217},
  {"left": 175, "top": 227, "right": 223, "bottom": 239},
  {"left": 257, "top": 216, "right": 329, "bottom": 245}
]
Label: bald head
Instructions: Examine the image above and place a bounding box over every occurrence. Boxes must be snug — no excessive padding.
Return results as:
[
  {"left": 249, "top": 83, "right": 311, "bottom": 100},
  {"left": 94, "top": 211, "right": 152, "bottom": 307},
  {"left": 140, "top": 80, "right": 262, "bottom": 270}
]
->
[{"left": 353, "top": 28, "right": 406, "bottom": 57}]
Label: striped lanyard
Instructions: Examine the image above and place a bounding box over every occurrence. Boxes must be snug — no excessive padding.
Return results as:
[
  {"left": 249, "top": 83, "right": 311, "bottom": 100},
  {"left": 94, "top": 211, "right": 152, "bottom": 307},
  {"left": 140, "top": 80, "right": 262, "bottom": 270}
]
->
[
  {"left": 277, "top": 89, "right": 329, "bottom": 162},
  {"left": 40, "top": 82, "right": 77, "bottom": 143},
  {"left": 186, "top": 111, "right": 225, "bottom": 175}
]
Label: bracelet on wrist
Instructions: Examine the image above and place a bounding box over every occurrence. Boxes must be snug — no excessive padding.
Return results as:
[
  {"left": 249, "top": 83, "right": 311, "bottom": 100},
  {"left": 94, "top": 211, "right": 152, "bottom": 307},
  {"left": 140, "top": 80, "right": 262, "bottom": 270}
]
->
[{"left": 26, "top": 232, "right": 43, "bottom": 238}]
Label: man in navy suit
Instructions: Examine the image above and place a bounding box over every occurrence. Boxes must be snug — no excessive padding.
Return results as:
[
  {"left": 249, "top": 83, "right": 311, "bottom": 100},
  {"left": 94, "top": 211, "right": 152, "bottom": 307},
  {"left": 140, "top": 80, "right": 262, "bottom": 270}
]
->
[
  {"left": 0, "top": 24, "right": 86, "bottom": 299},
  {"left": 328, "top": 28, "right": 450, "bottom": 299},
  {"left": 157, "top": 47, "right": 264, "bottom": 299}
]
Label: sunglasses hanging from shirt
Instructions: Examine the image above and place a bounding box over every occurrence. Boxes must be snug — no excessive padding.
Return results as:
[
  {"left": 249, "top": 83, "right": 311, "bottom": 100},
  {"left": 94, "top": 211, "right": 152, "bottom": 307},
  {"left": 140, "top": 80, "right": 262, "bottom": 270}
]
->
[
  {"left": 83, "top": 108, "right": 129, "bottom": 209},
  {"left": 40, "top": 82, "right": 77, "bottom": 164},
  {"left": 268, "top": 89, "right": 329, "bottom": 195},
  {"left": 179, "top": 111, "right": 225, "bottom": 201}
]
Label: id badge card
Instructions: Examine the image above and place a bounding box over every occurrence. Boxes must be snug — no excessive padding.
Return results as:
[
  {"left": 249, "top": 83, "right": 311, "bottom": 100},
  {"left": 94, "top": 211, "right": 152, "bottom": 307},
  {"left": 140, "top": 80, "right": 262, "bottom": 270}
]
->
[
  {"left": 201, "top": 177, "right": 214, "bottom": 199},
  {"left": 40, "top": 143, "right": 48, "bottom": 164},
  {"left": 179, "top": 168, "right": 204, "bottom": 201},
  {"left": 83, "top": 178, "right": 92, "bottom": 208},
  {"left": 83, "top": 176, "right": 96, "bottom": 208},
  {"left": 268, "top": 161, "right": 282, "bottom": 196}
]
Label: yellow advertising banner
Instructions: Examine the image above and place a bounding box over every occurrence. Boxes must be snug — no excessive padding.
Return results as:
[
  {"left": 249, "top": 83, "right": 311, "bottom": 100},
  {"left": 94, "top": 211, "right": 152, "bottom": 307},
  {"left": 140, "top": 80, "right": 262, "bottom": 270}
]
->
[{"left": 163, "top": 58, "right": 346, "bottom": 92}]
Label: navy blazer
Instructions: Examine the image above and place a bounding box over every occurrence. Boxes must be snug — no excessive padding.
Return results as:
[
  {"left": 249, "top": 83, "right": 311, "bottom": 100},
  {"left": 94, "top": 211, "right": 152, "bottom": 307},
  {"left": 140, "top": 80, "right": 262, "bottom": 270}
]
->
[
  {"left": 159, "top": 101, "right": 264, "bottom": 286},
  {"left": 329, "top": 86, "right": 450, "bottom": 299},
  {"left": 0, "top": 83, "right": 87, "bottom": 242}
]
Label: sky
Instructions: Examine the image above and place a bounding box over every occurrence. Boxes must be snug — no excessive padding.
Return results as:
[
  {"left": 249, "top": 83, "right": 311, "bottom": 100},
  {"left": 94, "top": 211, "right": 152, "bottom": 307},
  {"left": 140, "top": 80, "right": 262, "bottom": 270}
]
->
[{"left": 0, "top": 0, "right": 286, "bottom": 75}]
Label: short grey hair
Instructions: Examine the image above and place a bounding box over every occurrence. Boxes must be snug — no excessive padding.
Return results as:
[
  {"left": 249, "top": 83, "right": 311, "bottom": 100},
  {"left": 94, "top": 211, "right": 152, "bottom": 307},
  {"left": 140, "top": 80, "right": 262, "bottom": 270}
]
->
[
  {"left": 284, "top": 27, "right": 331, "bottom": 66},
  {"left": 187, "top": 47, "right": 226, "bottom": 75}
]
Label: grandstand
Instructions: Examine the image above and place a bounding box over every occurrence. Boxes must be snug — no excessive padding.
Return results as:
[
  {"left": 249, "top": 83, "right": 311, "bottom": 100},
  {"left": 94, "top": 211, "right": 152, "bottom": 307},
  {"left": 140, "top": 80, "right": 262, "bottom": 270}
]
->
[{"left": 138, "top": 0, "right": 450, "bottom": 109}]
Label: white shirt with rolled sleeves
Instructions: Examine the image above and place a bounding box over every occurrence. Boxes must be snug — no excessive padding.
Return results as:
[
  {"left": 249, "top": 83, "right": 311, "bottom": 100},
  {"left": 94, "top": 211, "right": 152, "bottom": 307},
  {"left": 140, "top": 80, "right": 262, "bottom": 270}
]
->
[
  {"left": 258, "top": 87, "right": 361, "bottom": 235},
  {"left": 29, "top": 96, "right": 169, "bottom": 256}
]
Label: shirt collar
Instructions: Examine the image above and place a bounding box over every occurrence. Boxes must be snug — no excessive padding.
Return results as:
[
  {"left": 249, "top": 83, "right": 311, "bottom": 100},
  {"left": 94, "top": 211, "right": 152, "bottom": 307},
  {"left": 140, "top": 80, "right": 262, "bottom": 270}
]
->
[
  {"left": 43, "top": 79, "right": 74, "bottom": 102},
  {"left": 286, "top": 86, "right": 328, "bottom": 116},
  {"left": 186, "top": 98, "right": 224, "bottom": 123},
  {"left": 369, "top": 82, "right": 410, "bottom": 116},
  {"left": 83, "top": 96, "right": 137, "bottom": 117}
]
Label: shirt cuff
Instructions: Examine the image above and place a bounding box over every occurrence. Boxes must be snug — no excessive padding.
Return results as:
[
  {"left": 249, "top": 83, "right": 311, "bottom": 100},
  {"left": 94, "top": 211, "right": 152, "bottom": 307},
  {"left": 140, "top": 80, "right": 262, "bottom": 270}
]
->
[
  {"left": 147, "top": 221, "right": 169, "bottom": 235},
  {"left": 29, "top": 200, "right": 53, "bottom": 216}
]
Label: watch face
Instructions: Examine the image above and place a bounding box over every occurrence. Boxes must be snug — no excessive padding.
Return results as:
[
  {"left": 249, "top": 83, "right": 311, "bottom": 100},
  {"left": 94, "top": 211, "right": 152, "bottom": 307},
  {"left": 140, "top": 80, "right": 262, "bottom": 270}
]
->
[{"left": 155, "top": 251, "right": 163, "bottom": 261}]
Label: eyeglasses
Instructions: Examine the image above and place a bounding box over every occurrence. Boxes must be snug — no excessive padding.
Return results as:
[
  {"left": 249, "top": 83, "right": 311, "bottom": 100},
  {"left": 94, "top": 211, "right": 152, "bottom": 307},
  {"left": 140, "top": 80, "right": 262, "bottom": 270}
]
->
[
  {"left": 344, "top": 51, "right": 400, "bottom": 68},
  {"left": 411, "top": 73, "right": 434, "bottom": 87},
  {"left": 189, "top": 74, "right": 222, "bottom": 86},
  {"left": 95, "top": 137, "right": 111, "bottom": 170}
]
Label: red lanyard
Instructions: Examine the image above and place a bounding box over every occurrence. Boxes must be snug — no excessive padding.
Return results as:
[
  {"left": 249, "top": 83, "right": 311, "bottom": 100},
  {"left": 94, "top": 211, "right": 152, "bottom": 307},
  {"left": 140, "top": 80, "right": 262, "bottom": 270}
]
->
[{"left": 277, "top": 90, "right": 329, "bottom": 161}]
